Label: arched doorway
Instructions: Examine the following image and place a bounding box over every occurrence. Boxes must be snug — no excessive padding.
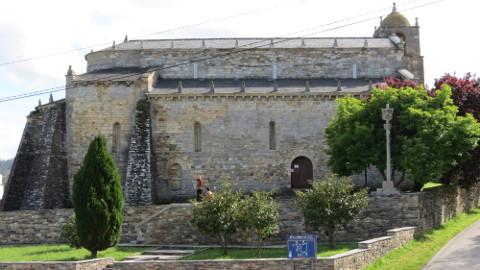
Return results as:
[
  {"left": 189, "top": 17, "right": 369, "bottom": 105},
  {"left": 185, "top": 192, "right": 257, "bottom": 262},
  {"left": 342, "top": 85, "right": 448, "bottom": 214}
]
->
[{"left": 291, "top": 156, "right": 313, "bottom": 189}]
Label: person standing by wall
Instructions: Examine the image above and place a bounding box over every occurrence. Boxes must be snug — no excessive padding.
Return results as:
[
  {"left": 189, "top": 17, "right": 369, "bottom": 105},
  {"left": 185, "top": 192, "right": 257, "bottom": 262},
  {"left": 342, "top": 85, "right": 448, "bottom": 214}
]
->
[{"left": 195, "top": 176, "right": 205, "bottom": 202}]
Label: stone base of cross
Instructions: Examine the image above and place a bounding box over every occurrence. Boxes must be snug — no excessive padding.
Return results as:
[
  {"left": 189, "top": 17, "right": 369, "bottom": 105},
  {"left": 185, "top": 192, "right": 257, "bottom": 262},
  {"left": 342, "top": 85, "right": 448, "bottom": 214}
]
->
[{"left": 375, "top": 181, "right": 400, "bottom": 195}]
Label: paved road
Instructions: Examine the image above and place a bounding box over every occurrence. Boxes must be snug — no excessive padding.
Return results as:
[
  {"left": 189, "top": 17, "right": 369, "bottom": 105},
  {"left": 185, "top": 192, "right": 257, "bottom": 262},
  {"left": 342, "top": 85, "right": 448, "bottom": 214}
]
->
[{"left": 424, "top": 220, "right": 480, "bottom": 269}]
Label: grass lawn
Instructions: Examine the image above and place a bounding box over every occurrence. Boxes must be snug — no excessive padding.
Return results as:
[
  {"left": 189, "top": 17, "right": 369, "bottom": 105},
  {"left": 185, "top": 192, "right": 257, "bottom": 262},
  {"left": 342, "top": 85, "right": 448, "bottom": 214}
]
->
[
  {"left": 0, "top": 245, "right": 148, "bottom": 262},
  {"left": 365, "top": 208, "right": 480, "bottom": 270},
  {"left": 421, "top": 182, "right": 444, "bottom": 191},
  {"left": 184, "top": 243, "right": 356, "bottom": 260}
]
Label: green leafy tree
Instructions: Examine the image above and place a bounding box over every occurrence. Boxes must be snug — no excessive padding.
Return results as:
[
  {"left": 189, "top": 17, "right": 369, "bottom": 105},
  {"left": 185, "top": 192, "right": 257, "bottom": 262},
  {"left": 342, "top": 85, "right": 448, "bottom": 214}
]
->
[
  {"left": 296, "top": 175, "right": 368, "bottom": 248},
  {"left": 325, "top": 85, "right": 480, "bottom": 189},
  {"left": 191, "top": 182, "right": 245, "bottom": 255},
  {"left": 243, "top": 191, "right": 279, "bottom": 254},
  {"left": 433, "top": 74, "right": 480, "bottom": 188},
  {"left": 72, "top": 136, "right": 124, "bottom": 258}
]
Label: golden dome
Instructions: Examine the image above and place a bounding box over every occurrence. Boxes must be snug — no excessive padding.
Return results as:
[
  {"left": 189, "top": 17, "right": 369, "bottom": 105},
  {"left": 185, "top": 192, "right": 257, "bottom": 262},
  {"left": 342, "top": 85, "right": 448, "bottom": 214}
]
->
[{"left": 381, "top": 3, "right": 411, "bottom": 28}]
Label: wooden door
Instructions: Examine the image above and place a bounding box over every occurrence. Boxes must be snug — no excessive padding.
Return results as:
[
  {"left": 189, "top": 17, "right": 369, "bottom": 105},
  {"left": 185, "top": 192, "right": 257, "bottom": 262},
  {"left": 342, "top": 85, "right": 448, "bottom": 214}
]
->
[{"left": 291, "top": 157, "right": 313, "bottom": 189}]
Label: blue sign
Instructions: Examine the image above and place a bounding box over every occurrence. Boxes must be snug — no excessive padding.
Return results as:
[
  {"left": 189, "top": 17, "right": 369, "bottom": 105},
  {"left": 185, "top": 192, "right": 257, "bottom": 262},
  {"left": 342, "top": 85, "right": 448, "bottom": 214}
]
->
[{"left": 287, "top": 235, "right": 317, "bottom": 260}]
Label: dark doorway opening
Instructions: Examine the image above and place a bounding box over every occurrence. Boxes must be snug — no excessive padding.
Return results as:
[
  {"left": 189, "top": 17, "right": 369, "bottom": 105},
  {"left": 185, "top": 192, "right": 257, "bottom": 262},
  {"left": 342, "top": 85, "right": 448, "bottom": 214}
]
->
[{"left": 291, "top": 156, "right": 313, "bottom": 189}]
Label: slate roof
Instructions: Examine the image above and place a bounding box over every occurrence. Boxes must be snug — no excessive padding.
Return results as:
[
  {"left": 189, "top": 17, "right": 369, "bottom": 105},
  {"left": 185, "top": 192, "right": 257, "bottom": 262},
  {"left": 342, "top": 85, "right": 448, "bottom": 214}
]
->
[
  {"left": 74, "top": 68, "right": 149, "bottom": 82},
  {"left": 104, "top": 37, "right": 394, "bottom": 51},
  {"left": 151, "top": 78, "right": 383, "bottom": 94}
]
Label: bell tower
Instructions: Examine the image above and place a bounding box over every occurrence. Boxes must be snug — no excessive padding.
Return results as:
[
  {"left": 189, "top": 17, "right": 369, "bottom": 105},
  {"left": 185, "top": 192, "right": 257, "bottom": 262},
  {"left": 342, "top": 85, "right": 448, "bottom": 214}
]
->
[{"left": 374, "top": 3, "right": 424, "bottom": 83}]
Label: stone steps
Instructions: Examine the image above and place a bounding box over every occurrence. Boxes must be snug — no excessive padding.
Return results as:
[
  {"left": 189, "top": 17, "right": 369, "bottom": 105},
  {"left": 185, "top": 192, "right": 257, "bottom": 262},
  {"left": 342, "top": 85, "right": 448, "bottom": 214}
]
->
[
  {"left": 142, "top": 249, "right": 195, "bottom": 256},
  {"left": 119, "top": 248, "right": 196, "bottom": 262}
]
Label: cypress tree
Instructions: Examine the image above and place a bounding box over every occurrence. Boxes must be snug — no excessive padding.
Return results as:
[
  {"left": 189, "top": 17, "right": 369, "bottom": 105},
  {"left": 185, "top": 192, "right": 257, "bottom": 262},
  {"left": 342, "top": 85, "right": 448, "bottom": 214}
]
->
[{"left": 72, "top": 136, "right": 124, "bottom": 258}]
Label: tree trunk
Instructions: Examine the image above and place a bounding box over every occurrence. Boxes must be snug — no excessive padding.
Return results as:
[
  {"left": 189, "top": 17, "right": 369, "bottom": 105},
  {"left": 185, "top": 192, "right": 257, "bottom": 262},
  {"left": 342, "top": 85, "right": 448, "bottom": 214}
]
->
[
  {"left": 395, "top": 171, "right": 406, "bottom": 188},
  {"left": 222, "top": 233, "right": 228, "bottom": 255},
  {"left": 378, "top": 168, "right": 387, "bottom": 182},
  {"left": 413, "top": 181, "right": 423, "bottom": 192},
  {"left": 327, "top": 228, "right": 335, "bottom": 248},
  {"left": 91, "top": 250, "right": 97, "bottom": 258}
]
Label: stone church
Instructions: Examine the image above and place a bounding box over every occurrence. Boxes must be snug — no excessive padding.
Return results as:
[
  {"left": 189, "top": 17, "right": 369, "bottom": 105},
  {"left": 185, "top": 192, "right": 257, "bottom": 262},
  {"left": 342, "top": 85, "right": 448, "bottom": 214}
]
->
[{"left": 1, "top": 6, "right": 423, "bottom": 210}]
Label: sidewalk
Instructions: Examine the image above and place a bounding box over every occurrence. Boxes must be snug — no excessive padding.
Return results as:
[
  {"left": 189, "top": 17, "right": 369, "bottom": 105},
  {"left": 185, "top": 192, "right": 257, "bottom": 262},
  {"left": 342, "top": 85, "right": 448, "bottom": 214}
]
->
[{"left": 423, "top": 220, "right": 480, "bottom": 269}]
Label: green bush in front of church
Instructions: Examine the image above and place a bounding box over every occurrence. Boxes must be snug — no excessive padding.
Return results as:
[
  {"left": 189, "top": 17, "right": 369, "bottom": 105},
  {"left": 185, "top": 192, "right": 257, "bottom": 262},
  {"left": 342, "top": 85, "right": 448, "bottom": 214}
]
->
[
  {"left": 296, "top": 175, "right": 368, "bottom": 248},
  {"left": 191, "top": 182, "right": 245, "bottom": 255},
  {"left": 72, "top": 136, "right": 124, "bottom": 258},
  {"left": 191, "top": 182, "right": 280, "bottom": 255}
]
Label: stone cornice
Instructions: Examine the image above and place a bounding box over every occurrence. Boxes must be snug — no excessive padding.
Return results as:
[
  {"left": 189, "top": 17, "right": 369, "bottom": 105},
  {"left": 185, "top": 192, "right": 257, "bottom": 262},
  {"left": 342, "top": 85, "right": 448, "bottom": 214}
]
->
[{"left": 147, "top": 91, "right": 370, "bottom": 102}]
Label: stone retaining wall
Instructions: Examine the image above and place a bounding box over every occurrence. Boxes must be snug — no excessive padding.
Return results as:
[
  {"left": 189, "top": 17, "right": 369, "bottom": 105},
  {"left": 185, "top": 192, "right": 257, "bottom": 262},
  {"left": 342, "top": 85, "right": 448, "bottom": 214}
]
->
[
  {"left": 0, "top": 258, "right": 113, "bottom": 270},
  {"left": 0, "top": 227, "right": 414, "bottom": 270},
  {"left": 110, "top": 227, "right": 416, "bottom": 270},
  {"left": 0, "top": 185, "right": 479, "bottom": 245}
]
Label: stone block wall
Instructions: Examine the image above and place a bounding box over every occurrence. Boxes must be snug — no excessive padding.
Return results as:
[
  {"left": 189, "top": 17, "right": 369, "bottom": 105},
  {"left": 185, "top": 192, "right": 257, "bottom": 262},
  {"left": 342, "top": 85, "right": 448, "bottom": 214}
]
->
[
  {"left": 0, "top": 258, "right": 113, "bottom": 270},
  {"left": 109, "top": 227, "right": 416, "bottom": 270},
  {"left": 0, "top": 185, "right": 478, "bottom": 245},
  {"left": 85, "top": 45, "right": 406, "bottom": 80},
  {"left": 0, "top": 208, "right": 71, "bottom": 244},
  {"left": 0, "top": 228, "right": 414, "bottom": 270},
  {"left": 418, "top": 184, "right": 480, "bottom": 232},
  {"left": 150, "top": 95, "right": 340, "bottom": 202},
  {"left": 124, "top": 99, "right": 154, "bottom": 205},
  {"left": 1, "top": 101, "right": 69, "bottom": 211},
  {"left": 66, "top": 81, "right": 147, "bottom": 188}
]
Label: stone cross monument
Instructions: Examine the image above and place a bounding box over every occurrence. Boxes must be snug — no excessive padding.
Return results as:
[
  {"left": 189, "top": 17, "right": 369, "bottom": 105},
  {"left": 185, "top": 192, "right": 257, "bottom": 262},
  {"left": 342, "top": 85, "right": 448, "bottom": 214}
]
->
[{"left": 377, "top": 104, "right": 399, "bottom": 194}]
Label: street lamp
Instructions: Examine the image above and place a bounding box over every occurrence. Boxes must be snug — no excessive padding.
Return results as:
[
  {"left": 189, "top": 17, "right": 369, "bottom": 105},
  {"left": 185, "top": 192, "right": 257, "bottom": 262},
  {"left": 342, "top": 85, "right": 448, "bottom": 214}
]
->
[{"left": 377, "top": 104, "right": 399, "bottom": 194}]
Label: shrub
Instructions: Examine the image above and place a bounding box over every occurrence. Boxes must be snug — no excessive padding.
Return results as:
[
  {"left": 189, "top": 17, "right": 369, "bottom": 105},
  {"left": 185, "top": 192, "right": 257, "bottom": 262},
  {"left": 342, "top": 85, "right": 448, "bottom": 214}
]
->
[
  {"left": 72, "top": 136, "right": 124, "bottom": 258},
  {"left": 243, "top": 191, "right": 279, "bottom": 254},
  {"left": 296, "top": 175, "right": 368, "bottom": 247},
  {"left": 191, "top": 182, "right": 245, "bottom": 255},
  {"left": 60, "top": 217, "right": 81, "bottom": 249}
]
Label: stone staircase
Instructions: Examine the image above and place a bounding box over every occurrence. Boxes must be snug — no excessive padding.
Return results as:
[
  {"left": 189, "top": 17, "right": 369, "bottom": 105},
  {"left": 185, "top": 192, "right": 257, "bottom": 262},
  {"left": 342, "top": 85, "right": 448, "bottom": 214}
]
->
[{"left": 118, "top": 248, "right": 195, "bottom": 262}]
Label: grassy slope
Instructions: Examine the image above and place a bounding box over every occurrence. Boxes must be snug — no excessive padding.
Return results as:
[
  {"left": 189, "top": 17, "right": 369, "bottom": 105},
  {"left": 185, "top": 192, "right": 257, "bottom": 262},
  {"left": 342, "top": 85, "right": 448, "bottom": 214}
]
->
[
  {"left": 0, "top": 245, "right": 147, "bottom": 262},
  {"left": 185, "top": 243, "right": 356, "bottom": 260},
  {"left": 366, "top": 208, "right": 480, "bottom": 270},
  {"left": 421, "top": 182, "right": 444, "bottom": 191}
]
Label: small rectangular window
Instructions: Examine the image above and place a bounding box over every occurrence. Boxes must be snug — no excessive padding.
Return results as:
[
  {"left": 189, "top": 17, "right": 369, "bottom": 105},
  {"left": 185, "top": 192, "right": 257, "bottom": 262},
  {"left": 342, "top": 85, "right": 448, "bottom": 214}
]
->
[
  {"left": 269, "top": 121, "right": 276, "bottom": 150},
  {"left": 194, "top": 122, "right": 202, "bottom": 152}
]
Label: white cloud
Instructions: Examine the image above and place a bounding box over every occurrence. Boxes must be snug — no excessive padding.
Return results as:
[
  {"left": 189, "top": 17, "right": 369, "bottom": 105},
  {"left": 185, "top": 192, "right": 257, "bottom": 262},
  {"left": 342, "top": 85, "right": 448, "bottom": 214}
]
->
[{"left": 0, "top": 0, "right": 478, "bottom": 158}]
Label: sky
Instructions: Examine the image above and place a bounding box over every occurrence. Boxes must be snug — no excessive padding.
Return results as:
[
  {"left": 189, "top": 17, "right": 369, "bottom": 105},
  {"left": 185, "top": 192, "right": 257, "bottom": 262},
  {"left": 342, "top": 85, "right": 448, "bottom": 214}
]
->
[{"left": 0, "top": 0, "right": 478, "bottom": 159}]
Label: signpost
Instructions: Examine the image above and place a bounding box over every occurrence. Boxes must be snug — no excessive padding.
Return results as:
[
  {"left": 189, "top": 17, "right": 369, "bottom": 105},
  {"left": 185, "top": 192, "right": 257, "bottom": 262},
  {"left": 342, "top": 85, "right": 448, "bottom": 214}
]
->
[{"left": 287, "top": 235, "right": 317, "bottom": 270}]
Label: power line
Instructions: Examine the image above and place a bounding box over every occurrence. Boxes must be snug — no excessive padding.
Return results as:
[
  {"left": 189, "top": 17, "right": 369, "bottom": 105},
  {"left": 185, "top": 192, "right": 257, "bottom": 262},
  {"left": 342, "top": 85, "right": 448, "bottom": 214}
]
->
[
  {"left": 0, "top": 0, "right": 311, "bottom": 67},
  {"left": 0, "top": 0, "right": 425, "bottom": 67},
  {"left": 0, "top": 0, "right": 442, "bottom": 103},
  {"left": 0, "top": 0, "right": 445, "bottom": 103}
]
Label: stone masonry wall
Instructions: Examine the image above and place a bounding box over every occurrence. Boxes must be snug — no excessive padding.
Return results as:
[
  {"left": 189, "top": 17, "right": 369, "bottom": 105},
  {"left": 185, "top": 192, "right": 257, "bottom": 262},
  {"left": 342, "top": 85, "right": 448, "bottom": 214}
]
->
[
  {"left": 0, "top": 259, "right": 113, "bottom": 270},
  {"left": 0, "top": 228, "right": 414, "bottom": 270},
  {"left": 1, "top": 185, "right": 478, "bottom": 245},
  {"left": 66, "top": 81, "right": 147, "bottom": 188},
  {"left": 86, "top": 47, "right": 406, "bottom": 80},
  {"left": 1, "top": 101, "right": 69, "bottom": 211},
  {"left": 110, "top": 227, "right": 416, "bottom": 270},
  {"left": 124, "top": 99, "right": 154, "bottom": 205},
  {"left": 150, "top": 95, "right": 345, "bottom": 202}
]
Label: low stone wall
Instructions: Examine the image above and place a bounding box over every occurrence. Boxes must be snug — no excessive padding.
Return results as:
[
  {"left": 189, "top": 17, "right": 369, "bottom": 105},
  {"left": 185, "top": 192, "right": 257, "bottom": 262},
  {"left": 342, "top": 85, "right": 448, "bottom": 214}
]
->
[
  {"left": 110, "top": 227, "right": 416, "bottom": 270},
  {"left": 0, "top": 185, "right": 479, "bottom": 245},
  {"left": 0, "top": 258, "right": 113, "bottom": 270},
  {"left": 419, "top": 184, "right": 480, "bottom": 232},
  {"left": 0, "top": 208, "right": 71, "bottom": 244}
]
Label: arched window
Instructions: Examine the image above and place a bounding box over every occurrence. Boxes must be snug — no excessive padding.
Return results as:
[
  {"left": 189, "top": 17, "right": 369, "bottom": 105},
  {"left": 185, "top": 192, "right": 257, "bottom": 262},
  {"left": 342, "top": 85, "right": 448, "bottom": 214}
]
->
[
  {"left": 112, "top": 122, "right": 121, "bottom": 161},
  {"left": 269, "top": 121, "right": 276, "bottom": 150},
  {"left": 194, "top": 122, "right": 202, "bottom": 152}
]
